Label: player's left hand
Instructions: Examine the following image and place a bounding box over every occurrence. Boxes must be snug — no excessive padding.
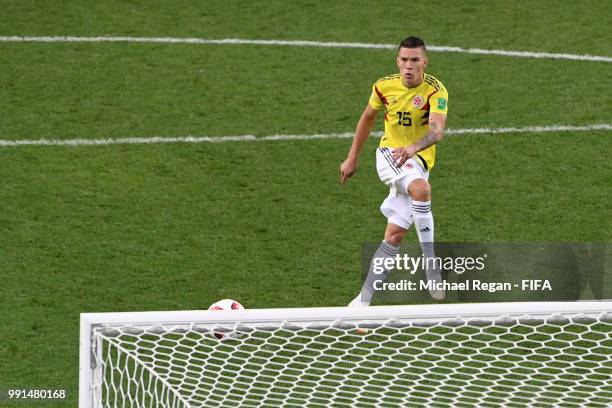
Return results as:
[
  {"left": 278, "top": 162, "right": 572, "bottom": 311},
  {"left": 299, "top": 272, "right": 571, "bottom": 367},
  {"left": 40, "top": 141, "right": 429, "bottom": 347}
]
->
[{"left": 392, "top": 145, "right": 417, "bottom": 167}]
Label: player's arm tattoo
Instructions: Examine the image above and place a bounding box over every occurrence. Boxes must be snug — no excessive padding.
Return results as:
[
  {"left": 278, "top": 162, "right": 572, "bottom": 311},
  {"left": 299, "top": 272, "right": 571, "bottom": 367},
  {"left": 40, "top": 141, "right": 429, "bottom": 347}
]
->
[{"left": 412, "top": 122, "right": 443, "bottom": 152}]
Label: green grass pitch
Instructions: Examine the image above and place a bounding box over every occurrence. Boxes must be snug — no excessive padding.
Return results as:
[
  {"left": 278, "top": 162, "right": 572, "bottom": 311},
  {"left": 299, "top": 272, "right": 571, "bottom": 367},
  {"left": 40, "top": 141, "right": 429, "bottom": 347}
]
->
[{"left": 0, "top": 1, "right": 611, "bottom": 406}]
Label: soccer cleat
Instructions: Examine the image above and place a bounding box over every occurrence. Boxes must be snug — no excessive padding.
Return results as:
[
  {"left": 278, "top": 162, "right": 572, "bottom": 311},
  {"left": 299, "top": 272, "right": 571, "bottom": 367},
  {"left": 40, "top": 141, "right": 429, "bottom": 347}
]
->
[
  {"left": 425, "top": 264, "right": 445, "bottom": 301},
  {"left": 348, "top": 294, "right": 370, "bottom": 308}
]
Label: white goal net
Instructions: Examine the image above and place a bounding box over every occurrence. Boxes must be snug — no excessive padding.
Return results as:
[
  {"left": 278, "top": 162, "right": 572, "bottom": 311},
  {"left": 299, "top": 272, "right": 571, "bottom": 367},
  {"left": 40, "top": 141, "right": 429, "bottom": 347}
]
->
[{"left": 80, "top": 302, "right": 612, "bottom": 407}]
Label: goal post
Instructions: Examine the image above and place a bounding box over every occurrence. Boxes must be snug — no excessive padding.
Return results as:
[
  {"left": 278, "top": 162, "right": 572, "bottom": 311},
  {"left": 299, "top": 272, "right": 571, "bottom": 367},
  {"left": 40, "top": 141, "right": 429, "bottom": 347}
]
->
[{"left": 80, "top": 302, "right": 612, "bottom": 407}]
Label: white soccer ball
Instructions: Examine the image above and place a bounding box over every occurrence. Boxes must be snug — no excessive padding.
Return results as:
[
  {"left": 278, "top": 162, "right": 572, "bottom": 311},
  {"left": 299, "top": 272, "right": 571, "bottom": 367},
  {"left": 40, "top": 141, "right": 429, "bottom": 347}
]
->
[
  {"left": 208, "top": 299, "right": 244, "bottom": 311},
  {"left": 208, "top": 299, "right": 245, "bottom": 340}
]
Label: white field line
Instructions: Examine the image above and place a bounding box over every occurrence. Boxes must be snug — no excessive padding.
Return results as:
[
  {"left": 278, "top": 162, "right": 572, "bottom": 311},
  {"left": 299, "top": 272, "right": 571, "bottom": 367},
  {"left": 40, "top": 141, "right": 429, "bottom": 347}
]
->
[
  {"left": 1, "top": 36, "right": 611, "bottom": 63},
  {"left": 1, "top": 124, "right": 610, "bottom": 148}
]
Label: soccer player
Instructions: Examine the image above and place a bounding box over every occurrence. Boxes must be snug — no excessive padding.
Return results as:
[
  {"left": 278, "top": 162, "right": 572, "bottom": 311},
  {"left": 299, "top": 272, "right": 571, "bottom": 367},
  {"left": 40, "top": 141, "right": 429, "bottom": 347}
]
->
[{"left": 340, "top": 36, "right": 448, "bottom": 306}]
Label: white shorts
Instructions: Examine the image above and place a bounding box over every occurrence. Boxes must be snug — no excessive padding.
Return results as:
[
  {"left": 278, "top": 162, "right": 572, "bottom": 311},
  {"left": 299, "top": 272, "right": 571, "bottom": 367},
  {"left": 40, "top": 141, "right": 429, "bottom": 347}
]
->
[{"left": 376, "top": 147, "right": 429, "bottom": 230}]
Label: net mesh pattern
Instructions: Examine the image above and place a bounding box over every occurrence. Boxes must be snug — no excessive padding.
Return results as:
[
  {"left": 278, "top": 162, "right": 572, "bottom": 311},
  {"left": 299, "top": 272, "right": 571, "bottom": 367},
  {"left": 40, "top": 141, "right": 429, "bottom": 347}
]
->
[{"left": 91, "top": 313, "right": 612, "bottom": 407}]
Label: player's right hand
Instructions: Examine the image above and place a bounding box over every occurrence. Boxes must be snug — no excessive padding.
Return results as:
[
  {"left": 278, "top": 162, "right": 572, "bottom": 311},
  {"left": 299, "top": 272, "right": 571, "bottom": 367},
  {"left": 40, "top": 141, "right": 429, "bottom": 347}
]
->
[{"left": 340, "top": 157, "right": 358, "bottom": 184}]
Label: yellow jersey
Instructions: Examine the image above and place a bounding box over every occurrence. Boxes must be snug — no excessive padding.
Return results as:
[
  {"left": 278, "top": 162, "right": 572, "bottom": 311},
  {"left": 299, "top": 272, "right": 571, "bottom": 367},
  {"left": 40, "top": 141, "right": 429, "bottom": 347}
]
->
[{"left": 369, "top": 73, "right": 448, "bottom": 170}]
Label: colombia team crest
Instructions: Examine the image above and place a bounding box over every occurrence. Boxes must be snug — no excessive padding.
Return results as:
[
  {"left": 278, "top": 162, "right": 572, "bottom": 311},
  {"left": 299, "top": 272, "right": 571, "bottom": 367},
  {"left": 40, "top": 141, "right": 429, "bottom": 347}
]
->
[{"left": 412, "top": 95, "right": 424, "bottom": 109}]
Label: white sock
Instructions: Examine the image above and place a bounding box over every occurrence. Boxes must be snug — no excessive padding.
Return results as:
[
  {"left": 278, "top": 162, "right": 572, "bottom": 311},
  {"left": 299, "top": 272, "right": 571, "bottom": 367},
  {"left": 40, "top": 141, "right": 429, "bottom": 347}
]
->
[
  {"left": 412, "top": 200, "right": 435, "bottom": 259},
  {"left": 359, "top": 240, "right": 400, "bottom": 303}
]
